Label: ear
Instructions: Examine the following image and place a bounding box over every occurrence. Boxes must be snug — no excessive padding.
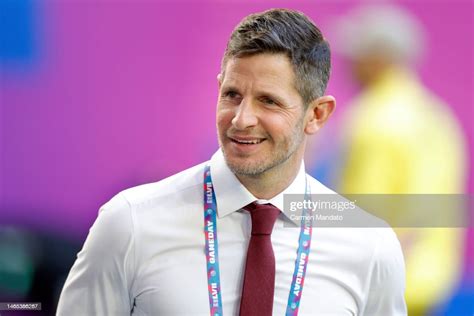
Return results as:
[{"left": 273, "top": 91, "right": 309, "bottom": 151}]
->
[
  {"left": 304, "top": 95, "right": 336, "bottom": 135},
  {"left": 217, "top": 73, "right": 223, "bottom": 90}
]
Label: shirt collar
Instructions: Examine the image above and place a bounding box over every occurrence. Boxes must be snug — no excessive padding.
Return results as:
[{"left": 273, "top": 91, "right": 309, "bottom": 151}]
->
[{"left": 209, "top": 149, "right": 307, "bottom": 220}]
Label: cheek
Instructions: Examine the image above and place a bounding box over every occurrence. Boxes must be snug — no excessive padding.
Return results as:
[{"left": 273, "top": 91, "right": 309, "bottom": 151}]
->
[
  {"left": 216, "top": 116, "right": 229, "bottom": 137},
  {"left": 216, "top": 108, "right": 234, "bottom": 129},
  {"left": 262, "top": 116, "right": 293, "bottom": 135}
]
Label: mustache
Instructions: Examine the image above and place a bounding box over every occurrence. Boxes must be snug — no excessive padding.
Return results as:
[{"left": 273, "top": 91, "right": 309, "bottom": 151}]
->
[{"left": 226, "top": 128, "right": 269, "bottom": 139}]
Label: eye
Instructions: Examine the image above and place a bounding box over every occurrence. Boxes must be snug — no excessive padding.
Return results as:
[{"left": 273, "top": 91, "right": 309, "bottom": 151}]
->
[
  {"left": 222, "top": 90, "right": 239, "bottom": 99},
  {"left": 260, "top": 96, "right": 277, "bottom": 106}
]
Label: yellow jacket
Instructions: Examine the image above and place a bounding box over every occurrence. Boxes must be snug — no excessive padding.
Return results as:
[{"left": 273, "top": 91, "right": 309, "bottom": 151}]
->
[{"left": 339, "top": 67, "right": 467, "bottom": 315}]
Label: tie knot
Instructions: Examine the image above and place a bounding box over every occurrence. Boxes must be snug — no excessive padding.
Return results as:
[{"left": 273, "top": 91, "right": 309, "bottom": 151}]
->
[{"left": 244, "top": 202, "right": 280, "bottom": 235}]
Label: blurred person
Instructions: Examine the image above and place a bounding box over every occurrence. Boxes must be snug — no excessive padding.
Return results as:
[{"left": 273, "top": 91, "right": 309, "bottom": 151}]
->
[
  {"left": 0, "top": 227, "right": 80, "bottom": 315},
  {"left": 0, "top": 228, "right": 37, "bottom": 300},
  {"left": 332, "top": 5, "right": 467, "bottom": 316},
  {"left": 57, "top": 8, "right": 406, "bottom": 315}
]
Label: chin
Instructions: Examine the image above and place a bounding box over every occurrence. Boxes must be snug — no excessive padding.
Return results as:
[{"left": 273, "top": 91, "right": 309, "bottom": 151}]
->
[{"left": 223, "top": 155, "right": 268, "bottom": 176}]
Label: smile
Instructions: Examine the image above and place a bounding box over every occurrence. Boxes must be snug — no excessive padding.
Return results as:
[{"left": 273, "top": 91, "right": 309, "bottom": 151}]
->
[{"left": 230, "top": 137, "right": 265, "bottom": 145}]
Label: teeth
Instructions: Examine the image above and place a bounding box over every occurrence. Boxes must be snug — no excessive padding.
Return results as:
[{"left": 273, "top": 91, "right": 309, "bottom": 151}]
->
[{"left": 236, "top": 139, "right": 262, "bottom": 144}]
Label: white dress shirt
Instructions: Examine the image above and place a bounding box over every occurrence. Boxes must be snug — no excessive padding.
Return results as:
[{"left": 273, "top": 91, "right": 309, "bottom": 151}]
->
[{"left": 57, "top": 149, "right": 406, "bottom": 315}]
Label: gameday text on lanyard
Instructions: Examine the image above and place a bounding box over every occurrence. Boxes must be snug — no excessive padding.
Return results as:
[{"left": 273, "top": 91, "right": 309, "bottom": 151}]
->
[{"left": 203, "top": 165, "right": 313, "bottom": 316}]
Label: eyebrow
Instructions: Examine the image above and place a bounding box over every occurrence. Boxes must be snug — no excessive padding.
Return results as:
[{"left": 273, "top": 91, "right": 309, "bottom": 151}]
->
[
  {"left": 221, "top": 83, "right": 288, "bottom": 104},
  {"left": 220, "top": 84, "right": 240, "bottom": 92}
]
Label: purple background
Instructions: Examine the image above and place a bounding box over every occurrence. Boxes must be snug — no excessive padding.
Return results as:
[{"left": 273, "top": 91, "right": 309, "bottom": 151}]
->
[{"left": 1, "top": 0, "right": 472, "bottom": 273}]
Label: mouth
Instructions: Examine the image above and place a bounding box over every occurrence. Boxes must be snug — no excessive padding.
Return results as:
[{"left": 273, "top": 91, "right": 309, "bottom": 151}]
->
[{"left": 229, "top": 137, "right": 266, "bottom": 145}]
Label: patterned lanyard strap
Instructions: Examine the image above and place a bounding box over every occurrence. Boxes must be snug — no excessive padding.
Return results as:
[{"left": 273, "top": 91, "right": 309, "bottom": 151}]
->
[{"left": 203, "top": 164, "right": 313, "bottom": 316}]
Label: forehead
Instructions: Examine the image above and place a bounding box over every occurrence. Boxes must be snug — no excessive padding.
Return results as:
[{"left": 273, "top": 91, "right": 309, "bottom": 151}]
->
[{"left": 222, "top": 53, "right": 299, "bottom": 94}]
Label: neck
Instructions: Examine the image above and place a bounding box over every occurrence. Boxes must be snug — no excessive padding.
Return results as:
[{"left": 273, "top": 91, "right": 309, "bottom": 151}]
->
[{"left": 236, "top": 149, "right": 304, "bottom": 200}]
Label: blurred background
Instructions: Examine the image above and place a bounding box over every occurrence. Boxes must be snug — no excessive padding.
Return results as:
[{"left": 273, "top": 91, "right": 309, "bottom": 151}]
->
[{"left": 0, "top": 0, "right": 472, "bottom": 315}]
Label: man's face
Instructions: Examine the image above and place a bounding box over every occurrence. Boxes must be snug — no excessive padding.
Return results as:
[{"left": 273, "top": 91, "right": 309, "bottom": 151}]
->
[{"left": 216, "top": 53, "right": 308, "bottom": 177}]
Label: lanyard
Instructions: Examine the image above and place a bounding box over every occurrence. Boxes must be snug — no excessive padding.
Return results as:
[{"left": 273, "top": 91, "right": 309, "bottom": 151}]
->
[{"left": 203, "top": 165, "right": 313, "bottom": 316}]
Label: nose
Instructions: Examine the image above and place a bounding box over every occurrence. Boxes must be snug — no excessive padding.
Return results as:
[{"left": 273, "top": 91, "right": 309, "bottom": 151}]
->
[{"left": 231, "top": 98, "right": 258, "bottom": 130}]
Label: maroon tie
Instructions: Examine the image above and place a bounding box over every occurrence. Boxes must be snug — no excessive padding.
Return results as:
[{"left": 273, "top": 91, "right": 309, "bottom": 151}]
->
[{"left": 239, "top": 202, "right": 281, "bottom": 316}]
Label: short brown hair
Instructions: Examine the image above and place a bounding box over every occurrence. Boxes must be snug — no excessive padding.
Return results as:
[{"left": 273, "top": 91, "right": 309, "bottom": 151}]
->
[{"left": 221, "top": 8, "right": 331, "bottom": 105}]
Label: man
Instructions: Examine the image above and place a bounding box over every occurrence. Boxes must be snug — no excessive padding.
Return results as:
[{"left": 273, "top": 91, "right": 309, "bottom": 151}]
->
[
  {"left": 57, "top": 9, "right": 406, "bottom": 315},
  {"left": 332, "top": 5, "right": 466, "bottom": 315}
]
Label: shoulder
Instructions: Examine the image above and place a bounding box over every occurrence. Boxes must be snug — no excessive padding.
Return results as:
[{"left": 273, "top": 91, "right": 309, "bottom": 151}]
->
[
  {"left": 307, "top": 173, "right": 403, "bottom": 263},
  {"left": 92, "top": 161, "right": 207, "bottom": 236},
  {"left": 368, "top": 227, "right": 405, "bottom": 276},
  {"left": 111, "top": 161, "right": 207, "bottom": 210},
  {"left": 84, "top": 161, "right": 207, "bottom": 258}
]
